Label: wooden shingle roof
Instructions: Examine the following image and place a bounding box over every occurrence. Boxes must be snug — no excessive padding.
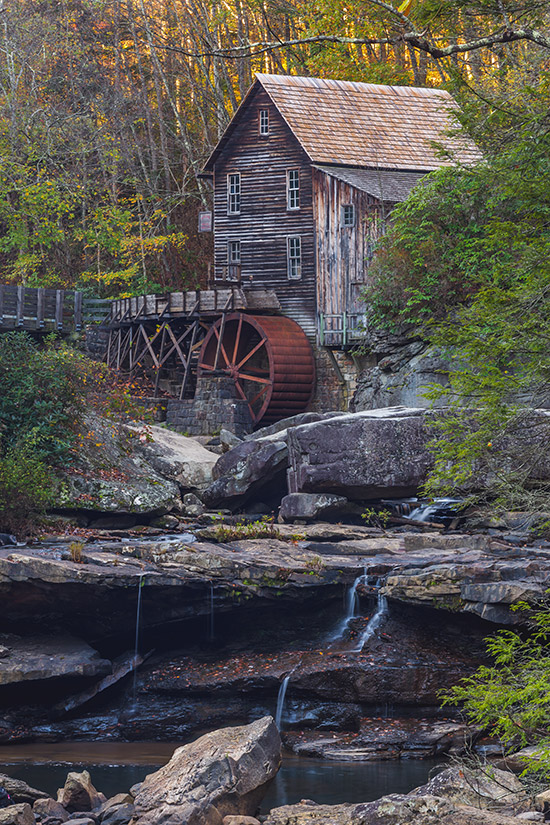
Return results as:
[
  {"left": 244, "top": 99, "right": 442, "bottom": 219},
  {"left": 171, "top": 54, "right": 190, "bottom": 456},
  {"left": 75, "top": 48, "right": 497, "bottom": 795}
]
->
[
  {"left": 203, "top": 73, "right": 481, "bottom": 173},
  {"left": 313, "top": 165, "right": 427, "bottom": 201}
]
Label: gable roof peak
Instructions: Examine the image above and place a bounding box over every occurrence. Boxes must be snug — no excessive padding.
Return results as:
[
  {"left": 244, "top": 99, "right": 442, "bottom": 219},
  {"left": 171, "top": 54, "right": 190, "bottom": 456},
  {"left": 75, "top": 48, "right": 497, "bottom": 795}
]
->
[{"left": 203, "top": 72, "right": 481, "bottom": 173}]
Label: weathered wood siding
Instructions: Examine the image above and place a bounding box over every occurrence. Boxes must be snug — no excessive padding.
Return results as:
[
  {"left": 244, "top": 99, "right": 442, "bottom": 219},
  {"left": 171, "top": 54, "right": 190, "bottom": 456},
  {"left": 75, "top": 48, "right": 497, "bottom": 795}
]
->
[
  {"left": 213, "top": 87, "right": 317, "bottom": 337},
  {"left": 313, "top": 168, "right": 389, "bottom": 324}
]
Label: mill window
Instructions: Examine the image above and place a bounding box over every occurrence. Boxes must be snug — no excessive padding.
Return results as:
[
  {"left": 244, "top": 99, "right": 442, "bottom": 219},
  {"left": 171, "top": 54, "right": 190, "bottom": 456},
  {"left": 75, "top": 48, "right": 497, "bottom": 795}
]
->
[
  {"left": 227, "top": 173, "right": 241, "bottom": 214},
  {"left": 341, "top": 204, "right": 355, "bottom": 227},
  {"left": 287, "top": 169, "right": 300, "bottom": 210},
  {"left": 287, "top": 236, "right": 302, "bottom": 279},
  {"left": 259, "top": 109, "right": 269, "bottom": 136},
  {"left": 228, "top": 240, "right": 241, "bottom": 263}
]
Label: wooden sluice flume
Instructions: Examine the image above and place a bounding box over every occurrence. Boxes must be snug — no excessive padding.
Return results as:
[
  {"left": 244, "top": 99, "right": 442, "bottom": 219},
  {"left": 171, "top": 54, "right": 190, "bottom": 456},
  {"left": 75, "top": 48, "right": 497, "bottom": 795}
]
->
[{"left": 103, "top": 287, "right": 315, "bottom": 426}]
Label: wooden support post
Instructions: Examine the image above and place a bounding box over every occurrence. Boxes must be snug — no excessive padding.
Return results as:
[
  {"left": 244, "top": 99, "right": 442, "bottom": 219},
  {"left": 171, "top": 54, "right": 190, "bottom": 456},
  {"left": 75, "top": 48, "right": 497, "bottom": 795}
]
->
[
  {"left": 16, "top": 286, "right": 24, "bottom": 326},
  {"left": 213, "top": 312, "right": 227, "bottom": 370},
  {"left": 55, "top": 290, "right": 64, "bottom": 330},
  {"left": 37, "top": 288, "right": 45, "bottom": 329},
  {"left": 116, "top": 328, "right": 122, "bottom": 370},
  {"left": 154, "top": 324, "right": 167, "bottom": 396},
  {"left": 74, "top": 291, "right": 83, "bottom": 331},
  {"left": 105, "top": 329, "right": 113, "bottom": 366},
  {"left": 180, "top": 321, "right": 200, "bottom": 400}
]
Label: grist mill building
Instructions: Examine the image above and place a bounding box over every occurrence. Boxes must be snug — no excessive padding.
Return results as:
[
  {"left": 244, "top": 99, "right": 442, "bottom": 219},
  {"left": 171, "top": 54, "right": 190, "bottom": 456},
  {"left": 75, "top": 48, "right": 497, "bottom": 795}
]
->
[
  {"left": 87, "top": 74, "right": 480, "bottom": 434},
  {"left": 200, "top": 73, "right": 479, "bottom": 350}
]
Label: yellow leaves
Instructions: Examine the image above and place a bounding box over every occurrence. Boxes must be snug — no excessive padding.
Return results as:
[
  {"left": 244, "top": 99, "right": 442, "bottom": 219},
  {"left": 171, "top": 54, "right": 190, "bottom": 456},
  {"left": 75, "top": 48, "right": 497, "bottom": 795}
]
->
[{"left": 397, "top": 0, "right": 414, "bottom": 15}]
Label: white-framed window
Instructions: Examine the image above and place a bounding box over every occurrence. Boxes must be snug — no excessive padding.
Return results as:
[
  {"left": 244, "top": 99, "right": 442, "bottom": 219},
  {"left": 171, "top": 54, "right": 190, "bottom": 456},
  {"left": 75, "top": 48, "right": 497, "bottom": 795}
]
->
[
  {"left": 228, "top": 240, "right": 241, "bottom": 263},
  {"left": 227, "top": 173, "right": 241, "bottom": 214},
  {"left": 341, "top": 204, "right": 355, "bottom": 227},
  {"left": 259, "top": 109, "right": 269, "bottom": 136},
  {"left": 287, "top": 236, "right": 302, "bottom": 279},
  {"left": 287, "top": 169, "right": 300, "bottom": 210}
]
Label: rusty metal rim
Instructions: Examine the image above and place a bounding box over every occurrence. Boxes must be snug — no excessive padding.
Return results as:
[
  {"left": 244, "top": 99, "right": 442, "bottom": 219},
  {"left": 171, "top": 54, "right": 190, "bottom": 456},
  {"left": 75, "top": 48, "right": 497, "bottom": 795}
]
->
[{"left": 198, "top": 312, "right": 315, "bottom": 426}]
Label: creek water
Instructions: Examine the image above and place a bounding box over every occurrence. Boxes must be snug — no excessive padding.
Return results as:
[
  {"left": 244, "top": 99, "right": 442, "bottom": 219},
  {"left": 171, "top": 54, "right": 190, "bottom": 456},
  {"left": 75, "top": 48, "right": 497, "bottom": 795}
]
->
[{"left": 0, "top": 743, "right": 441, "bottom": 810}]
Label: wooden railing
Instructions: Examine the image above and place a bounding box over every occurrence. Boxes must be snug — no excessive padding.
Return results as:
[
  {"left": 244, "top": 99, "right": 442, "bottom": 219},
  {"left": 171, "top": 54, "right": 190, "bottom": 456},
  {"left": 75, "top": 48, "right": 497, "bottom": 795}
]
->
[
  {"left": 318, "top": 313, "right": 366, "bottom": 348},
  {"left": 0, "top": 284, "right": 83, "bottom": 333}
]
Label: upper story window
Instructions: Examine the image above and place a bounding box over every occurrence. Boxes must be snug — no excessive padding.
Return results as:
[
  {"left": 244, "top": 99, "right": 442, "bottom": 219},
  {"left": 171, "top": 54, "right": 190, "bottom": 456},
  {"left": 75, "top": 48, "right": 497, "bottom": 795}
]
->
[
  {"left": 287, "top": 169, "right": 300, "bottom": 210},
  {"left": 287, "top": 236, "right": 302, "bottom": 280},
  {"left": 259, "top": 109, "right": 269, "bottom": 136},
  {"left": 341, "top": 204, "right": 355, "bottom": 227},
  {"left": 227, "top": 173, "right": 241, "bottom": 214},
  {"left": 228, "top": 240, "right": 241, "bottom": 263}
]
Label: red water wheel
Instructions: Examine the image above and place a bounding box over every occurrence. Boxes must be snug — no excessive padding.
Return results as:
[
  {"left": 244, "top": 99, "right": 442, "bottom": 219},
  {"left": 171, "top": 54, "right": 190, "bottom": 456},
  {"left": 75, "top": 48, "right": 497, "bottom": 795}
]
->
[{"left": 198, "top": 313, "right": 315, "bottom": 426}]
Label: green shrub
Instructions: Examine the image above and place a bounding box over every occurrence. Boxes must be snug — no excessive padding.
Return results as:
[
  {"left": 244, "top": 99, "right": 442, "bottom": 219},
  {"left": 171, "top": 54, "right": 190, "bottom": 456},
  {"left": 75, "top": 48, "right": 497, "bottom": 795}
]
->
[
  {"left": 441, "top": 602, "right": 550, "bottom": 781},
  {"left": 0, "top": 441, "right": 55, "bottom": 535},
  {"left": 0, "top": 331, "right": 99, "bottom": 464}
]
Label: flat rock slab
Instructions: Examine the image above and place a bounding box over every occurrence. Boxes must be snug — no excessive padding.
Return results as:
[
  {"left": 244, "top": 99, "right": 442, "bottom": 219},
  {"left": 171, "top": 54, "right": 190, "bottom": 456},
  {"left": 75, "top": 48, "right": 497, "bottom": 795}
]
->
[
  {"left": 283, "top": 717, "right": 478, "bottom": 761},
  {"left": 263, "top": 796, "right": 525, "bottom": 825},
  {"left": 0, "top": 634, "right": 111, "bottom": 685}
]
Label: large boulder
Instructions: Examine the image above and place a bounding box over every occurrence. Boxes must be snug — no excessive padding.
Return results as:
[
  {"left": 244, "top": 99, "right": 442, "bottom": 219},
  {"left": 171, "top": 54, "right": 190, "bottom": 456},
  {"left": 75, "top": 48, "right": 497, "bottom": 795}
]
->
[
  {"left": 202, "top": 439, "right": 288, "bottom": 510},
  {"left": 57, "top": 771, "right": 103, "bottom": 812},
  {"left": 0, "top": 804, "right": 34, "bottom": 825},
  {"left": 56, "top": 414, "right": 181, "bottom": 518},
  {"left": 33, "top": 800, "right": 69, "bottom": 823},
  {"left": 0, "top": 776, "right": 48, "bottom": 804},
  {"left": 412, "top": 765, "right": 528, "bottom": 812},
  {"left": 278, "top": 493, "right": 351, "bottom": 523},
  {"left": 133, "top": 425, "right": 218, "bottom": 491},
  {"left": 287, "top": 408, "right": 432, "bottom": 500},
  {"left": 133, "top": 717, "right": 281, "bottom": 825}
]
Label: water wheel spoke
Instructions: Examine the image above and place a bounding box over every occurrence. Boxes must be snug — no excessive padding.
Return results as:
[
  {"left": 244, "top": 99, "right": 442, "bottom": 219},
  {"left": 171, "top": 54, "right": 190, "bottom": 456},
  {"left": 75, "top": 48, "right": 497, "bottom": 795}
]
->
[
  {"left": 232, "top": 315, "right": 243, "bottom": 364},
  {"left": 233, "top": 379, "right": 248, "bottom": 405},
  {"left": 250, "top": 384, "right": 270, "bottom": 406},
  {"left": 198, "top": 361, "right": 216, "bottom": 371},
  {"left": 236, "top": 337, "right": 267, "bottom": 369},
  {"left": 237, "top": 372, "right": 271, "bottom": 385}
]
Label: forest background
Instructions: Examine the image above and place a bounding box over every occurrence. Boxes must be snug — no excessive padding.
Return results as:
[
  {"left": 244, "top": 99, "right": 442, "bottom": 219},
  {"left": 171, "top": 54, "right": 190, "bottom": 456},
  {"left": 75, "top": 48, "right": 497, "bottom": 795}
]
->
[{"left": 0, "top": 0, "right": 546, "bottom": 300}]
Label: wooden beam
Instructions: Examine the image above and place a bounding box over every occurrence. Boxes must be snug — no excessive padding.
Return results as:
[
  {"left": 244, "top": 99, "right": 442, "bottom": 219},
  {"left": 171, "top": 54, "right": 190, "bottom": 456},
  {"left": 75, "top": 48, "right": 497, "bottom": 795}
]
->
[
  {"left": 37, "top": 288, "right": 45, "bottom": 329},
  {"left": 16, "top": 286, "right": 24, "bottom": 326}
]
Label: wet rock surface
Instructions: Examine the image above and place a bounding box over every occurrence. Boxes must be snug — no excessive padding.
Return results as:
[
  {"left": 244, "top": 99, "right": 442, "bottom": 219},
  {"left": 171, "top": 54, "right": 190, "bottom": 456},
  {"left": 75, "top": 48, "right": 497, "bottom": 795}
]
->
[{"left": 0, "top": 521, "right": 549, "bottom": 753}]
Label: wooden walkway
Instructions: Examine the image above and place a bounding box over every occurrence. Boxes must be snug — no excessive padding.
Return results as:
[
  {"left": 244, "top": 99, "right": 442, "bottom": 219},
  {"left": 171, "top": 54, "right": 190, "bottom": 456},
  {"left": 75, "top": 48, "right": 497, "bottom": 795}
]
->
[
  {"left": 108, "top": 287, "right": 280, "bottom": 325},
  {"left": 0, "top": 284, "right": 84, "bottom": 333}
]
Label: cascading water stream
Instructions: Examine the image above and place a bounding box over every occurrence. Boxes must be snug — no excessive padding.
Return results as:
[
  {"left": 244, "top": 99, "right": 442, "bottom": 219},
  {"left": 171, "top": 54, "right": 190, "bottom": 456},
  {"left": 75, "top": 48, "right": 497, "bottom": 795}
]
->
[
  {"left": 408, "top": 498, "right": 462, "bottom": 523},
  {"left": 329, "top": 568, "right": 368, "bottom": 642},
  {"left": 275, "top": 674, "right": 291, "bottom": 729},
  {"left": 132, "top": 573, "right": 145, "bottom": 706},
  {"left": 353, "top": 583, "right": 389, "bottom": 652}
]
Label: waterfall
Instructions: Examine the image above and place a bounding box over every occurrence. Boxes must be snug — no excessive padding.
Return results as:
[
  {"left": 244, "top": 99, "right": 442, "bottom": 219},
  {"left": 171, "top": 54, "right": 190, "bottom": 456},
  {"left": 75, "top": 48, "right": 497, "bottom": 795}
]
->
[
  {"left": 408, "top": 497, "right": 461, "bottom": 523},
  {"left": 208, "top": 583, "right": 215, "bottom": 641},
  {"left": 132, "top": 572, "right": 145, "bottom": 705},
  {"left": 275, "top": 674, "right": 291, "bottom": 729},
  {"left": 329, "top": 570, "right": 367, "bottom": 642},
  {"left": 353, "top": 585, "right": 389, "bottom": 652}
]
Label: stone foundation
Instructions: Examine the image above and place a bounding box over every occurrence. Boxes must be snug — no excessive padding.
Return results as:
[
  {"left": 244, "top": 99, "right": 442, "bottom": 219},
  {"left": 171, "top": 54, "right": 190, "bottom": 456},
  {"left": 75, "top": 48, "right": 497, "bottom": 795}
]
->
[
  {"left": 166, "top": 374, "right": 253, "bottom": 437},
  {"left": 310, "top": 348, "right": 363, "bottom": 412}
]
